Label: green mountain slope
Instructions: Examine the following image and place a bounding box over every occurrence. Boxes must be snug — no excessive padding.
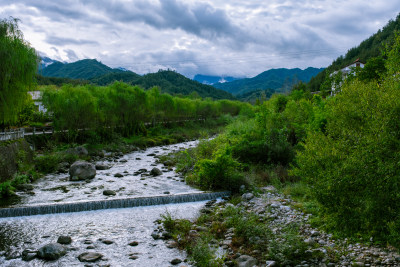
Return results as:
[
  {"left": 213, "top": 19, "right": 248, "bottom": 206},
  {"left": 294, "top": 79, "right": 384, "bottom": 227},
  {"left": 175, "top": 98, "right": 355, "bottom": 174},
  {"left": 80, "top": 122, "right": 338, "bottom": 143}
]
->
[
  {"left": 40, "top": 59, "right": 234, "bottom": 99},
  {"left": 40, "top": 59, "right": 124, "bottom": 80},
  {"left": 307, "top": 13, "right": 400, "bottom": 92},
  {"left": 133, "top": 70, "right": 235, "bottom": 100},
  {"left": 214, "top": 67, "right": 324, "bottom": 95},
  {"left": 90, "top": 71, "right": 141, "bottom": 86}
]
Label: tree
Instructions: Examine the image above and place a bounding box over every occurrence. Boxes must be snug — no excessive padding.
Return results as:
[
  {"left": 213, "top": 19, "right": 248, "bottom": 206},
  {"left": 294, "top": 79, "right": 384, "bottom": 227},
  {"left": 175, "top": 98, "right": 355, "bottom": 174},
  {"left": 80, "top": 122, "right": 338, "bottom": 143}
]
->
[{"left": 0, "top": 18, "right": 38, "bottom": 125}]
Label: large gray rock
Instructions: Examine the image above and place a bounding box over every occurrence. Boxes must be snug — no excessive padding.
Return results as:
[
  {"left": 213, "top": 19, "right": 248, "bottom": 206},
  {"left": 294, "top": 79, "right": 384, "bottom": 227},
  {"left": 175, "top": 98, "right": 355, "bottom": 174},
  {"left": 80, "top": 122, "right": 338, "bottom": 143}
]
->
[
  {"left": 237, "top": 255, "right": 257, "bottom": 267},
  {"left": 78, "top": 252, "right": 103, "bottom": 262},
  {"left": 22, "top": 249, "right": 37, "bottom": 261},
  {"left": 150, "top": 167, "right": 162, "bottom": 176},
  {"left": 69, "top": 161, "right": 96, "bottom": 181},
  {"left": 57, "top": 235, "right": 72, "bottom": 245},
  {"left": 37, "top": 243, "right": 66, "bottom": 260}
]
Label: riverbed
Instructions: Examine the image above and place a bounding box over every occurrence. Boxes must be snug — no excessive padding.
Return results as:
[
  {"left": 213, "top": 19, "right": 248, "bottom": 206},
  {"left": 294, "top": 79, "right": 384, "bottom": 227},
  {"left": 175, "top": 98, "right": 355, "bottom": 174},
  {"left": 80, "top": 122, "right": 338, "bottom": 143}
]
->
[{"left": 0, "top": 140, "right": 217, "bottom": 266}]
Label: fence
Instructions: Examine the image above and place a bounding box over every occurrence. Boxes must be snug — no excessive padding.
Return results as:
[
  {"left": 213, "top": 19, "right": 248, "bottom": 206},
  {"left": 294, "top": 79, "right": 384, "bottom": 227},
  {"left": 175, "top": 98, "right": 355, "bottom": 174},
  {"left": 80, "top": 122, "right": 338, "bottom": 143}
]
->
[{"left": 0, "top": 128, "right": 25, "bottom": 142}]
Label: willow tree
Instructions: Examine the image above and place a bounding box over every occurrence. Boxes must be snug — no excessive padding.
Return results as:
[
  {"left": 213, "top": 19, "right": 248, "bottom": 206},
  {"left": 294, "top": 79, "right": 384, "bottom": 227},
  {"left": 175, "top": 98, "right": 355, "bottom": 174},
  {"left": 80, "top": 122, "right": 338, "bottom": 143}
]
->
[{"left": 0, "top": 18, "right": 38, "bottom": 125}]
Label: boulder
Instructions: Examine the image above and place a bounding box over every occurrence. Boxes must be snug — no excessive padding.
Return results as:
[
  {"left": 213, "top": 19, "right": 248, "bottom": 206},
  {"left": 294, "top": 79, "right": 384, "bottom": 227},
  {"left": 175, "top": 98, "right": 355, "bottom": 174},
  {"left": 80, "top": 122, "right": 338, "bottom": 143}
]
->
[
  {"left": 171, "top": 258, "right": 182, "bottom": 265},
  {"left": 128, "top": 241, "right": 139, "bottom": 246},
  {"left": 114, "top": 173, "right": 124, "bottom": 178},
  {"left": 21, "top": 249, "right": 37, "bottom": 261},
  {"left": 150, "top": 167, "right": 162, "bottom": 176},
  {"left": 95, "top": 163, "right": 111, "bottom": 170},
  {"left": 237, "top": 255, "right": 257, "bottom": 267},
  {"left": 242, "top": 193, "right": 254, "bottom": 201},
  {"left": 37, "top": 243, "right": 66, "bottom": 260},
  {"left": 57, "top": 236, "right": 72, "bottom": 245},
  {"left": 69, "top": 161, "right": 96, "bottom": 181},
  {"left": 78, "top": 252, "right": 103, "bottom": 262},
  {"left": 103, "top": 190, "right": 116, "bottom": 196}
]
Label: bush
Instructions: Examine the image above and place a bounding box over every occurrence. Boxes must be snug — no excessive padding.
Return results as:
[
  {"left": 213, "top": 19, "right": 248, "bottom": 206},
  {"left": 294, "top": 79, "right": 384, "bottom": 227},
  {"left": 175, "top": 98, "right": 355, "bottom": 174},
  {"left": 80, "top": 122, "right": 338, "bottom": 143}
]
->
[
  {"left": 193, "top": 146, "right": 246, "bottom": 192},
  {"left": 292, "top": 47, "right": 400, "bottom": 245},
  {"left": 0, "top": 181, "right": 15, "bottom": 198}
]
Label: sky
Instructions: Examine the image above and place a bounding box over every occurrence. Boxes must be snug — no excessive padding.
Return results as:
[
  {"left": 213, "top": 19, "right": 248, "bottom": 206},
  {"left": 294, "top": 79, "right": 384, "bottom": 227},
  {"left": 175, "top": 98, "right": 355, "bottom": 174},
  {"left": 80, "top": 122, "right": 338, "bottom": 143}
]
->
[{"left": 1, "top": 0, "right": 399, "bottom": 78}]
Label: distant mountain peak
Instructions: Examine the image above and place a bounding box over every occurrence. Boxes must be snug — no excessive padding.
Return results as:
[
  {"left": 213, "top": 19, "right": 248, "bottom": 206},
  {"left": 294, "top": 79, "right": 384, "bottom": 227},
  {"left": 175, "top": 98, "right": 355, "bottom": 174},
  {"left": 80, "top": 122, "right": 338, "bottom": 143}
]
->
[
  {"left": 213, "top": 67, "right": 324, "bottom": 96},
  {"left": 193, "top": 74, "right": 241, "bottom": 85}
]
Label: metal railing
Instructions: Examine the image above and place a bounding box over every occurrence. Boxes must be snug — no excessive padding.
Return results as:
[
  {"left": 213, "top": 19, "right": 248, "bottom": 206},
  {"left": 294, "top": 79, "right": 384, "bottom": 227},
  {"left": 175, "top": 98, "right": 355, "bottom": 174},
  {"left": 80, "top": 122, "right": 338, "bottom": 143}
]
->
[{"left": 0, "top": 128, "right": 25, "bottom": 141}]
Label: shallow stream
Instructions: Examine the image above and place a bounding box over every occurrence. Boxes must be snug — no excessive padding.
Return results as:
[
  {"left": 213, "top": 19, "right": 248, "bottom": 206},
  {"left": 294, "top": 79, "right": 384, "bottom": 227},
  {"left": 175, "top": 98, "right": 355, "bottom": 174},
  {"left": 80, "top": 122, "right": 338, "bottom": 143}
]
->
[{"left": 0, "top": 140, "right": 218, "bottom": 266}]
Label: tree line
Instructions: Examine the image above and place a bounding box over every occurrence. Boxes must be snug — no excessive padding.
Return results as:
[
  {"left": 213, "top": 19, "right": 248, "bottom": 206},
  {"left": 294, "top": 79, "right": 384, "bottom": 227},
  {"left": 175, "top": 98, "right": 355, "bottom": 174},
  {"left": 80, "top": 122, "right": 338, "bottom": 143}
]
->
[{"left": 42, "top": 82, "right": 250, "bottom": 141}]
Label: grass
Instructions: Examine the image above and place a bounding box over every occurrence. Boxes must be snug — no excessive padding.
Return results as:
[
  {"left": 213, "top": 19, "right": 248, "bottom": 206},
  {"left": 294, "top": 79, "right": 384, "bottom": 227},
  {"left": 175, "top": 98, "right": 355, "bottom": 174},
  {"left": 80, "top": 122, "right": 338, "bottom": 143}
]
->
[{"left": 160, "top": 198, "right": 319, "bottom": 266}]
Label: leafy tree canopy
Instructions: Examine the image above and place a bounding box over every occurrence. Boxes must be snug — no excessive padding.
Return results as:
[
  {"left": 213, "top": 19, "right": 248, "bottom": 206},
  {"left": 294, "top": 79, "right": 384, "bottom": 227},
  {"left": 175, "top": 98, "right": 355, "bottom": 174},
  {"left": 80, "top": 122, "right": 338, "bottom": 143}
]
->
[{"left": 0, "top": 17, "right": 38, "bottom": 125}]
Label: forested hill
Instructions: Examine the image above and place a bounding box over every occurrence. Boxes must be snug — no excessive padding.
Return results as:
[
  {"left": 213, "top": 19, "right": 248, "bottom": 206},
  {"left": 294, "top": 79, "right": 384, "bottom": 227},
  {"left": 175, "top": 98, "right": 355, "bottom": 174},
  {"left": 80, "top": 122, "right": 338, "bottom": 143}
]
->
[
  {"left": 40, "top": 59, "right": 125, "bottom": 80},
  {"left": 213, "top": 67, "right": 324, "bottom": 96},
  {"left": 307, "top": 13, "right": 400, "bottom": 92},
  {"left": 40, "top": 59, "right": 234, "bottom": 99},
  {"left": 130, "top": 70, "right": 235, "bottom": 100},
  {"left": 92, "top": 70, "right": 235, "bottom": 99}
]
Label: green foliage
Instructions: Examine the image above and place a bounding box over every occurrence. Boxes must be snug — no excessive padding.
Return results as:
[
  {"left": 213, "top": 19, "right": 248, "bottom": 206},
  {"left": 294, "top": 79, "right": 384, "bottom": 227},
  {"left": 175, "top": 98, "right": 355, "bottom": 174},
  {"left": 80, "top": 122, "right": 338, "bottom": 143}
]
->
[
  {"left": 292, "top": 35, "right": 400, "bottom": 246},
  {"left": 35, "top": 152, "right": 78, "bottom": 173},
  {"left": 193, "top": 146, "right": 245, "bottom": 192},
  {"left": 42, "top": 81, "right": 247, "bottom": 142},
  {"left": 0, "top": 17, "right": 38, "bottom": 124},
  {"left": 0, "top": 181, "right": 15, "bottom": 198},
  {"left": 41, "top": 59, "right": 124, "bottom": 80}
]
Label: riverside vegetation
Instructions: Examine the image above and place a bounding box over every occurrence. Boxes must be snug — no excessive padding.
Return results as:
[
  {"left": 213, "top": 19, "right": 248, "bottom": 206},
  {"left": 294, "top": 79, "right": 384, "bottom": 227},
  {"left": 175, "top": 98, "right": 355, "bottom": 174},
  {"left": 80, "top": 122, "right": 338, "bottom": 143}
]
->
[{"left": 158, "top": 33, "right": 400, "bottom": 265}]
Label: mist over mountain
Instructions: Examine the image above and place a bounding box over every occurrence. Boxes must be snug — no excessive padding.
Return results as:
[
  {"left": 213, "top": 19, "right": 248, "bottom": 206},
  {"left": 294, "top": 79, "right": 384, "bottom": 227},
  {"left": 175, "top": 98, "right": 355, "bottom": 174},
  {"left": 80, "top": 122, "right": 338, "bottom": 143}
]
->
[
  {"left": 214, "top": 67, "right": 324, "bottom": 96},
  {"left": 193, "top": 75, "right": 241, "bottom": 85}
]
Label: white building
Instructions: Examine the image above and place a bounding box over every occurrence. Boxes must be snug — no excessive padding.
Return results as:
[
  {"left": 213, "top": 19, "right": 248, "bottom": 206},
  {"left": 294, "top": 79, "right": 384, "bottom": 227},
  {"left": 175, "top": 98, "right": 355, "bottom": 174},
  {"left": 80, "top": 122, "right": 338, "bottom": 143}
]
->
[
  {"left": 331, "top": 58, "right": 365, "bottom": 95},
  {"left": 28, "top": 91, "right": 47, "bottom": 113}
]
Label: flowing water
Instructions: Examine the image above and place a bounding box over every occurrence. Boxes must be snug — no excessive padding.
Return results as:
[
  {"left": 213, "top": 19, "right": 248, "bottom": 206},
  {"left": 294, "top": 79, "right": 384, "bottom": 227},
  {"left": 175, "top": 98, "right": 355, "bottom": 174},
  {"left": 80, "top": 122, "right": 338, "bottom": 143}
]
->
[
  {"left": 10, "top": 140, "right": 202, "bottom": 207},
  {"left": 0, "top": 140, "right": 226, "bottom": 266}
]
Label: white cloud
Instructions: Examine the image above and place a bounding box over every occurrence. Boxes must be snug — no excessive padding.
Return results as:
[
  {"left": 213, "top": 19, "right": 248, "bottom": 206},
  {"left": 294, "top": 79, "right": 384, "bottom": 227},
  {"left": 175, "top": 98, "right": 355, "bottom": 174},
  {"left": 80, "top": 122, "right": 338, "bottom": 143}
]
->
[{"left": 0, "top": 0, "right": 399, "bottom": 77}]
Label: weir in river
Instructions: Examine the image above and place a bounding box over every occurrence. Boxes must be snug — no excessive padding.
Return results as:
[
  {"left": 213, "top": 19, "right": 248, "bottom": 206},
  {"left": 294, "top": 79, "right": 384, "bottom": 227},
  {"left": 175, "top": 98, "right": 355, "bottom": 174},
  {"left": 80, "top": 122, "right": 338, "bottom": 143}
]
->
[
  {"left": 0, "top": 191, "right": 229, "bottom": 218},
  {"left": 0, "top": 140, "right": 227, "bottom": 266}
]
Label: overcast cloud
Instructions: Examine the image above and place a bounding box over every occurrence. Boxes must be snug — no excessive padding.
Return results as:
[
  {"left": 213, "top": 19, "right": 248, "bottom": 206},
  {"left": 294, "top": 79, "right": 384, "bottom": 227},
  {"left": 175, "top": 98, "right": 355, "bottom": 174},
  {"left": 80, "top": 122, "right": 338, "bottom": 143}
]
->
[{"left": 1, "top": 0, "right": 399, "bottom": 78}]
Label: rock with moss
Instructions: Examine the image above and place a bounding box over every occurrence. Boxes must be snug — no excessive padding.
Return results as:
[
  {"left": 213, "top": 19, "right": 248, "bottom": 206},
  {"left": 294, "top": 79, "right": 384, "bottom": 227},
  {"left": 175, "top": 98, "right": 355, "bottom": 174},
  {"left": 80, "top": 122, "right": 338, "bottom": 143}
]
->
[{"left": 69, "top": 161, "right": 96, "bottom": 181}]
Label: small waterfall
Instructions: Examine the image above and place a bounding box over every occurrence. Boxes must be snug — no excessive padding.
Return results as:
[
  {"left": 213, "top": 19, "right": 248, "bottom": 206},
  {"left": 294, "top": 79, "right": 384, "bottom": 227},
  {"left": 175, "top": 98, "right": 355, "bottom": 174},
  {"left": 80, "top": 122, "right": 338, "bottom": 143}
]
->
[{"left": 0, "top": 192, "right": 230, "bottom": 218}]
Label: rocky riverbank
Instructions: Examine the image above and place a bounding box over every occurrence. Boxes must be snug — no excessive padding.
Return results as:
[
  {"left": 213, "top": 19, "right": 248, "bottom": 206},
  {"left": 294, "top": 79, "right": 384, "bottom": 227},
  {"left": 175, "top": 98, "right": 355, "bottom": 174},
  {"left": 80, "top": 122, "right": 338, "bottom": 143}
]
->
[{"left": 158, "top": 186, "right": 400, "bottom": 267}]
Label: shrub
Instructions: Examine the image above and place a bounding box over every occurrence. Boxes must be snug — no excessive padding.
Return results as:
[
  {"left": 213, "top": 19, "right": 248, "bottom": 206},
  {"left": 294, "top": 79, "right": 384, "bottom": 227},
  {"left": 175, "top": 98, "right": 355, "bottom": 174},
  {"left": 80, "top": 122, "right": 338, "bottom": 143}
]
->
[
  {"left": 194, "top": 146, "right": 246, "bottom": 192},
  {"left": 292, "top": 59, "right": 400, "bottom": 245},
  {"left": 0, "top": 181, "right": 15, "bottom": 198}
]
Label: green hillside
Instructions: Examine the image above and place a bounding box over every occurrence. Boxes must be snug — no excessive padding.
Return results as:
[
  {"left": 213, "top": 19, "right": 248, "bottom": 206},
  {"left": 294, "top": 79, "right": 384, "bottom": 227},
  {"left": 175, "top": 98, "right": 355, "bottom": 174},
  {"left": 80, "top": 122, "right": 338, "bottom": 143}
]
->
[
  {"left": 214, "top": 67, "right": 324, "bottom": 95},
  {"left": 89, "top": 71, "right": 141, "bottom": 86},
  {"left": 307, "top": 13, "right": 400, "bottom": 92},
  {"left": 40, "top": 59, "right": 124, "bottom": 80},
  {"left": 40, "top": 60, "right": 234, "bottom": 99},
  {"left": 132, "top": 70, "right": 235, "bottom": 100}
]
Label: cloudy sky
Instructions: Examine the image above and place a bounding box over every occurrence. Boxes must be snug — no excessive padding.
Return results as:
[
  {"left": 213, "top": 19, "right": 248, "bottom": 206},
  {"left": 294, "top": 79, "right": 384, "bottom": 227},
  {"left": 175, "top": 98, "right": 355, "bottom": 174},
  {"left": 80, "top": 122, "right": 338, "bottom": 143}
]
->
[{"left": 1, "top": 1, "right": 399, "bottom": 78}]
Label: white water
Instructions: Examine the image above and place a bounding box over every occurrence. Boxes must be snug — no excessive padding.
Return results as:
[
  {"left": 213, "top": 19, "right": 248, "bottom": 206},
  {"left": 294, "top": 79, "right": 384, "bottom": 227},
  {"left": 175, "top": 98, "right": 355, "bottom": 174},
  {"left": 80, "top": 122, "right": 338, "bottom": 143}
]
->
[
  {"left": 0, "top": 140, "right": 222, "bottom": 266},
  {"left": 0, "top": 202, "right": 206, "bottom": 266}
]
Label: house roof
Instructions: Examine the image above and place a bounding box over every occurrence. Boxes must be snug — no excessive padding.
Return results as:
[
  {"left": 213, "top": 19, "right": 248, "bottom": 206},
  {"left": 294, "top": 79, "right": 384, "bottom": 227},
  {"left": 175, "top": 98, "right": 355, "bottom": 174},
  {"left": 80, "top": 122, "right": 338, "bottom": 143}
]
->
[{"left": 343, "top": 58, "right": 365, "bottom": 68}]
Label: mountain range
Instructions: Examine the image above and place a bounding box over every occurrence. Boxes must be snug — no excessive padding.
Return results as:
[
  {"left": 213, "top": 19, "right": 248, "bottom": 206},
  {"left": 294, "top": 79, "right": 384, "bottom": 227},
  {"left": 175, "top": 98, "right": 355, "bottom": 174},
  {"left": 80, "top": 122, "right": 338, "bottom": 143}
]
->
[
  {"left": 39, "top": 57, "right": 324, "bottom": 101},
  {"left": 213, "top": 67, "right": 324, "bottom": 96},
  {"left": 38, "top": 59, "right": 234, "bottom": 100}
]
